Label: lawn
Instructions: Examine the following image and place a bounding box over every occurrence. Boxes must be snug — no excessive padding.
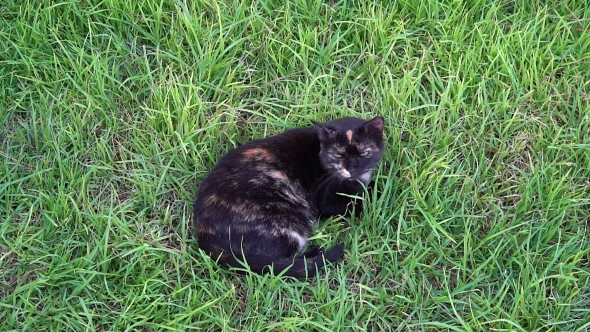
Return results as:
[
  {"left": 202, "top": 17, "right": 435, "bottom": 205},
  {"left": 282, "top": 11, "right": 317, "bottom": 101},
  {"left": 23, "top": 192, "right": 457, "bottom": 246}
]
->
[{"left": 1, "top": 0, "right": 589, "bottom": 330}]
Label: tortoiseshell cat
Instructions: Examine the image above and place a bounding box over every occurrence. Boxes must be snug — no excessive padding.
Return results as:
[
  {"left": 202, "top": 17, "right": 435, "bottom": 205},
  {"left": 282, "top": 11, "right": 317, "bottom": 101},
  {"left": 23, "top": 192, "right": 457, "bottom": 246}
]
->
[{"left": 193, "top": 116, "right": 385, "bottom": 278}]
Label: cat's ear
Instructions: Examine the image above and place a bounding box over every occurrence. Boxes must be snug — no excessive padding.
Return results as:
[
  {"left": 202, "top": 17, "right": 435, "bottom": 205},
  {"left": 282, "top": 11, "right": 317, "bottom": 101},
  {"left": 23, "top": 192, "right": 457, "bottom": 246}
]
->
[
  {"left": 313, "top": 122, "right": 338, "bottom": 141},
  {"left": 362, "top": 116, "right": 384, "bottom": 136}
]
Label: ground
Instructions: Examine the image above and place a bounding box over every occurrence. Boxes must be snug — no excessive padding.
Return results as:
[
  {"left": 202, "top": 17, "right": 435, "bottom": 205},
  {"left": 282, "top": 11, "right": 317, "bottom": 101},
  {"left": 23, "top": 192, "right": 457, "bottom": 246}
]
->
[{"left": 1, "top": 0, "right": 589, "bottom": 331}]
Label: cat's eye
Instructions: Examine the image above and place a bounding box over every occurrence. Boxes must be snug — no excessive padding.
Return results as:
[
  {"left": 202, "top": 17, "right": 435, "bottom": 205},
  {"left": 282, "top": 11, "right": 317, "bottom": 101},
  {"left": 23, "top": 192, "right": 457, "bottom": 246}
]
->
[
  {"left": 334, "top": 154, "right": 344, "bottom": 159},
  {"left": 360, "top": 151, "right": 370, "bottom": 157}
]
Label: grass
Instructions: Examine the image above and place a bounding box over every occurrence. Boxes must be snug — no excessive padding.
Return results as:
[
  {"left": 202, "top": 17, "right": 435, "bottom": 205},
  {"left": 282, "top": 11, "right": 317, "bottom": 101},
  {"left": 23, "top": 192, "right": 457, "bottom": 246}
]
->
[{"left": 1, "top": 0, "right": 589, "bottom": 330}]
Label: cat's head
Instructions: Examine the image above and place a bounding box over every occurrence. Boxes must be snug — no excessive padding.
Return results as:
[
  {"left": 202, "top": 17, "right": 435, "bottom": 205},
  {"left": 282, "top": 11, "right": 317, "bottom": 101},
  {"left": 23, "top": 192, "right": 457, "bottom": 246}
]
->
[{"left": 314, "top": 116, "right": 385, "bottom": 184}]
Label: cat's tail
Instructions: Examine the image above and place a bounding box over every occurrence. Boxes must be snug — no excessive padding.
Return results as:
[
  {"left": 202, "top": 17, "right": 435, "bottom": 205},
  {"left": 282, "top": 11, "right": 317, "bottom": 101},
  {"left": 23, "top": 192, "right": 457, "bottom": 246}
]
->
[{"left": 217, "top": 244, "right": 345, "bottom": 279}]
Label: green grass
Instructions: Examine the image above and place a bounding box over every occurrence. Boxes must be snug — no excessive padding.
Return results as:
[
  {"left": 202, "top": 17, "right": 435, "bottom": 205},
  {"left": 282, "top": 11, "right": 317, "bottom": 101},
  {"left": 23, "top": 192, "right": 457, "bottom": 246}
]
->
[{"left": 1, "top": 0, "right": 589, "bottom": 330}]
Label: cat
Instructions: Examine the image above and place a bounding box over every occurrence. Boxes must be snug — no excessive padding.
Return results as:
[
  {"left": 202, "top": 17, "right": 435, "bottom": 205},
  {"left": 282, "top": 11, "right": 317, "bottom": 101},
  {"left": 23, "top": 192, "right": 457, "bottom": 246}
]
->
[{"left": 193, "top": 116, "right": 385, "bottom": 278}]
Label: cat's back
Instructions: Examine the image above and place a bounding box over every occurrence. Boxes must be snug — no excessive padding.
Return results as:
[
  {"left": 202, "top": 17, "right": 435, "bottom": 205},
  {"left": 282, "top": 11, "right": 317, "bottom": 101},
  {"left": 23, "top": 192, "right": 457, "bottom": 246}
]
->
[
  {"left": 197, "top": 126, "right": 319, "bottom": 192},
  {"left": 222, "top": 126, "right": 318, "bottom": 167}
]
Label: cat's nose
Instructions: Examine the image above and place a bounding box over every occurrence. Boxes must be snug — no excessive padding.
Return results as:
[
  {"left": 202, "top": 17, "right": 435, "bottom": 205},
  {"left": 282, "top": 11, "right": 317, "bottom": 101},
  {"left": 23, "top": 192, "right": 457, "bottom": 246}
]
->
[{"left": 346, "top": 160, "right": 359, "bottom": 170}]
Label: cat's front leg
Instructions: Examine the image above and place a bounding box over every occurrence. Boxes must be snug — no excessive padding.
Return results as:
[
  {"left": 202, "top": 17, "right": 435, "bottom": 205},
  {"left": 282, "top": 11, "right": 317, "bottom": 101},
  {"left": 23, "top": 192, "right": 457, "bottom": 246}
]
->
[{"left": 314, "top": 180, "right": 364, "bottom": 218}]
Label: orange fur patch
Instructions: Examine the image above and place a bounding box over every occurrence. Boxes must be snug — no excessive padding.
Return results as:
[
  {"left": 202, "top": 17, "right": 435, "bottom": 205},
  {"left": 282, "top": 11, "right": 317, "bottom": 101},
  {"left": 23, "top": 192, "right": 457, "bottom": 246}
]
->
[
  {"left": 346, "top": 130, "right": 353, "bottom": 143},
  {"left": 242, "top": 148, "right": 271, "bottom": 159}
]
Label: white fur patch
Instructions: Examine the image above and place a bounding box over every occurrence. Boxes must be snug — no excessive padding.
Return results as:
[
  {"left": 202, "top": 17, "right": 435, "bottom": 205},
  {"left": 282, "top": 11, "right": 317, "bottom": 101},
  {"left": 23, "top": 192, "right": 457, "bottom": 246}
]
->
[
  {"left": 340, "top": 168, "right": 351, "bottom": 178},
  {"left": 359, "top": 170, "right": 373, "bottom": 184},
  {"left": 287, "top": 230, "right": 307, "bottom": 252}
]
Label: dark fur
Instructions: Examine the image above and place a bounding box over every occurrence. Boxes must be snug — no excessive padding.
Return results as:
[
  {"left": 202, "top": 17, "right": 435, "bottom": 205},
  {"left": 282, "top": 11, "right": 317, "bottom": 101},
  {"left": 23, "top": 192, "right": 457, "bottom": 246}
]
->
[{"left": 193, "top": 116, "right": 385, "bottom": 278}]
